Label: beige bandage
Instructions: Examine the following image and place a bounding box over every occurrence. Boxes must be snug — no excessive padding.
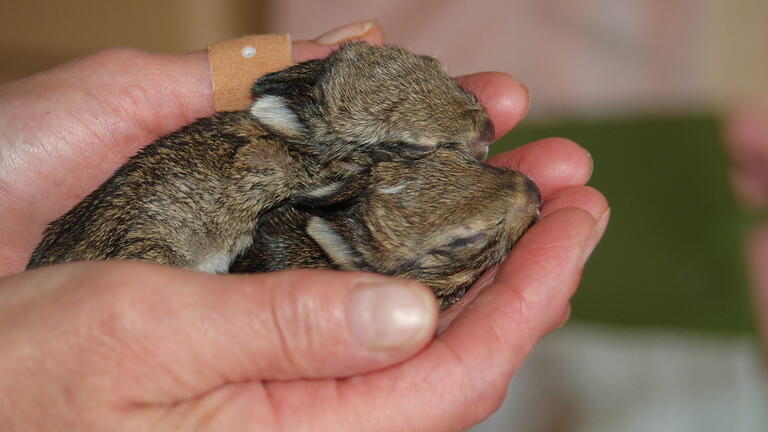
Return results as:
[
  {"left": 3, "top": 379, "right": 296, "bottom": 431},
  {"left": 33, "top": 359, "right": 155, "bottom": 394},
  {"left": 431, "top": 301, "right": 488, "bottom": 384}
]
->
[{"left": 208, "top": 34, "right": 293, "bottom": 112}]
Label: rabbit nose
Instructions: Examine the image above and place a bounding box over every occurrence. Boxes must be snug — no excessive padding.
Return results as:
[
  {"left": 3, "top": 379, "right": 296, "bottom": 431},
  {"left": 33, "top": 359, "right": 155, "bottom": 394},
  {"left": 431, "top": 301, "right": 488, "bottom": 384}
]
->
[
  {"left": 472, "top": 145, "right": 489, "bottom": 160},
  {"left": 502, "top": 173, "right": 541, "bottom": 219},
  {"left": 471, "top": 119, "right": 495, "bottom": 160},
  {"left": 523, "top": 175, "right": 542, "bottom": 206},
  {"left": 481, "top": 118, "right": 494, "bottom": 143}
]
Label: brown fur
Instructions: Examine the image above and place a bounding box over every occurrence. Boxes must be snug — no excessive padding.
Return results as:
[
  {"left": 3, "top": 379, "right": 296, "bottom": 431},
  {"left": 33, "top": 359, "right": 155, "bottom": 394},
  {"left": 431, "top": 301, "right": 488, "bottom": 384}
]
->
[
  {"left": 230, "top": 146, "right": 541, "bottom": 308},
  {"left": 27, "top": 43, "right": 492, "bottom": 271}
]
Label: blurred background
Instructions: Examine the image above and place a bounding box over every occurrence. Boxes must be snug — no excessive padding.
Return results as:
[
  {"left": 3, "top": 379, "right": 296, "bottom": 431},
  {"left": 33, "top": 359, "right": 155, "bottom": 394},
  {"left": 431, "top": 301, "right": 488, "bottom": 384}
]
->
[{"left": 2, "top": 0, "right": 767, "bottom": 430}]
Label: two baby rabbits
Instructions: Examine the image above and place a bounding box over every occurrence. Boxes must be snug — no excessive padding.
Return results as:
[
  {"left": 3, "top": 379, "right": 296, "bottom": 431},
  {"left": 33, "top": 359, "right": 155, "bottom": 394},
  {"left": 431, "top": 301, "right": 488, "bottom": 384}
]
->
[{"left": 27, "top": 42, "right": 541, "bottom": 306}]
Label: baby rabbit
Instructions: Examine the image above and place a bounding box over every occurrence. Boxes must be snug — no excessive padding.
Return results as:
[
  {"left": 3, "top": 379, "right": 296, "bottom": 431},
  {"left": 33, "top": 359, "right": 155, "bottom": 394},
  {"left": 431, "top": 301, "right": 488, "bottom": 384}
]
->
[
  {"left": 230, "top": 145, "right": 542, "bottom": 308},
  {"left": 27, "top": 42, "right": 494, "bottom": 271}
]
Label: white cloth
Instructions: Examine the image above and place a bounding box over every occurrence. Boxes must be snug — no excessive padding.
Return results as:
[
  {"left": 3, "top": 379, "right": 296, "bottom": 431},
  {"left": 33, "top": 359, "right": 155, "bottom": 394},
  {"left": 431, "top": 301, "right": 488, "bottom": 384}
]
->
[{"left": 471, "top": 324, "right": 768, "bottom": 432}]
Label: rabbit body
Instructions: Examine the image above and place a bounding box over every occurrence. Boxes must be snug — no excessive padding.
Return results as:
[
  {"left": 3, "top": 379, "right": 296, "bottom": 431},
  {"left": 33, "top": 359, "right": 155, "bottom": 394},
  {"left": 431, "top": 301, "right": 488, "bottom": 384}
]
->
[
  {"left": 27, "top": 42, "right": 493, "bottom": 271},
  {"left": 28, "top": 112, "right": 341, "bottom": 271}
]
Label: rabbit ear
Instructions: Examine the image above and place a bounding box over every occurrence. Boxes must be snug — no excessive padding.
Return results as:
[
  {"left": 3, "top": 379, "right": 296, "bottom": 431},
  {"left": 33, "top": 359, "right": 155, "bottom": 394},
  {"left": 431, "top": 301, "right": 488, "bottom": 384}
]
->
[
  {"left": 249, "top": 95, "right": 304, "bottom": 136},
  {"left": 306, "top": 217, "right": 368, "bottom": 270},
  {"left": 251, "top": 59, "right": 327, "bottom": 98},
  {"left": 249, "top": 59, "right": 328, "bottom": 136}
]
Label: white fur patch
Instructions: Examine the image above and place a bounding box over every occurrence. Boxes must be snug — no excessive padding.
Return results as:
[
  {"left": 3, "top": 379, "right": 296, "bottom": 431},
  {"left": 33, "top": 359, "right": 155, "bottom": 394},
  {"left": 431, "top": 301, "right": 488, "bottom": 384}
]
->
[
  {"left": 233, "top": 233, "right": 254, "bottom": 256},
  {"left": 195, "top": 234, "right": 254, "bottom": 274},
  {"left": 249, "top": 95, "right": 304, "bottom": 135},
  {"left": 304, "top": 182, "right": 343, "bottom": 200},
  {"left": 195, "top": 252, "right": 231, "bottom": 274},
  {"left": 306, "top": 217, "right": 357, "bottom": 269},
  {"left": 377, "top": 183, "right": 408, "bottom": 194}
]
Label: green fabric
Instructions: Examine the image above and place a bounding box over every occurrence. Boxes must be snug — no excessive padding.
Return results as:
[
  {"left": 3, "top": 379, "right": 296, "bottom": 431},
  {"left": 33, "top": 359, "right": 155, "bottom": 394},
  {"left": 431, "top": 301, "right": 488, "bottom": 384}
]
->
[{"left": 492, "top": 115, "right": 756, "bottom": 334}]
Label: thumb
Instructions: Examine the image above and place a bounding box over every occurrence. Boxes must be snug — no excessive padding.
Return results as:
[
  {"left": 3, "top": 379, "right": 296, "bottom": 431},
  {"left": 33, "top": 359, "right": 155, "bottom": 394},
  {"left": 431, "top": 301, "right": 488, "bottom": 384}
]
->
[
  {"left": 81, "top": 263, "right": 437, "bottom": 404},
  {"left": 291, "top": 20, "right": 385, "bottom": 63}
]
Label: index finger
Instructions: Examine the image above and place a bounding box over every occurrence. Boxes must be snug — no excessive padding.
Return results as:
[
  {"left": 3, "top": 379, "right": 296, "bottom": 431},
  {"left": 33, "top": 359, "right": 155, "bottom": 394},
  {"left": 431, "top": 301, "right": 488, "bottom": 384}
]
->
[
  {"left": 455, "top": 72, "right": 530, "bottom": 140},
  {"left": 290, "top": 21, "right": 386, "bottom": 63}
]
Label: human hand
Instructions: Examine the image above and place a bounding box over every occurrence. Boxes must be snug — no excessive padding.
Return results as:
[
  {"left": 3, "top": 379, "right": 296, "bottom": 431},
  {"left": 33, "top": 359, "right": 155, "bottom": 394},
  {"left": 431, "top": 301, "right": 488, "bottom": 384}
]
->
[
  {"left": 0, "top": 21, "right": 608, "bottom": 430},
  {"left": 725, "top": 108, "right": 768, "bottom": 362}
]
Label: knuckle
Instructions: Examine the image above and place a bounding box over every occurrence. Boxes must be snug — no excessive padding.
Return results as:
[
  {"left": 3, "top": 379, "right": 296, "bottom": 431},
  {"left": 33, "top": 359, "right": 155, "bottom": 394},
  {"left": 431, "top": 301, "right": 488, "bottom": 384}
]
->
[
  {"left": 439, "top": 340, "right": 511, "bottom": 427},
  {"left": 82, "top": 47, "right": 149, "bottom": 68},
  {"left": 263, "top": 274, "right": 349, "bottom": 374},
  {"left": 472, "top": 385, "right": 510, "bottom": 423},
  {"left": 267, "top": 286, "right": 314, "bottom": 373},
  {"left": 457, "top": 370, "right": 510, "bottom": 426}
]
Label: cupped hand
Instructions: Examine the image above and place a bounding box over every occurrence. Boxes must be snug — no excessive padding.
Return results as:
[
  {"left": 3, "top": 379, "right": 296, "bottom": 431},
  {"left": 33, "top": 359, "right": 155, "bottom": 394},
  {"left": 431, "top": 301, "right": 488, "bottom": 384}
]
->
[{"left": 0, "top": 21, "right": 609, "bottom": 431}]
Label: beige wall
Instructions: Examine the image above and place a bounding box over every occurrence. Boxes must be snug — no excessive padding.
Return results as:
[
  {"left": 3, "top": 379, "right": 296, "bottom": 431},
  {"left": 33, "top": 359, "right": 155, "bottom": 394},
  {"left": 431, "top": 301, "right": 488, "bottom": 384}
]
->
[
  {"left": 707, "top": 0, "right": 768, "bottom": 111},
  {"left": 2, "top": 1, "right": 765, "bottom": 116},
  {"left": 268, "top": 0, "right": 767, "bottom": 117},
  {"left": 0, "top": 0, "right": 266, "bottom": 83}
]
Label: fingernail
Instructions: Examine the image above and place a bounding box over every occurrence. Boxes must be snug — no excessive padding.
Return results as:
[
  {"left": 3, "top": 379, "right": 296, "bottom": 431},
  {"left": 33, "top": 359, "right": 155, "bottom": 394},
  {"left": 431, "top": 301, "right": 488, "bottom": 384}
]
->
[
  {"left": 347, "top": 279, "right": 436, "bottom": 350},
  {"left": 581, "top": 208, "right": 610, "bottom": 264},
  {"left": 522, "top": 83, "right": 532, "bottom": 120},
  {"left": 585, "top": 150, "right": 594, "bottom": 180},
  {"left": 315, "top": 20, "right": 376, "bottom": 45}
]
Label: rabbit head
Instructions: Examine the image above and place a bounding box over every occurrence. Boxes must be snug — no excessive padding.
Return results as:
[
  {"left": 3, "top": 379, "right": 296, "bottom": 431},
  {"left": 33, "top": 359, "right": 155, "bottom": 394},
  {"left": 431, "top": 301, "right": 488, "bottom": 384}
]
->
[
  {"left": 232, "top": 146, "right": 541, "bottom": 307},
  {"left": 249, "top": 42, "right": 494, "bottom": 162}
]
